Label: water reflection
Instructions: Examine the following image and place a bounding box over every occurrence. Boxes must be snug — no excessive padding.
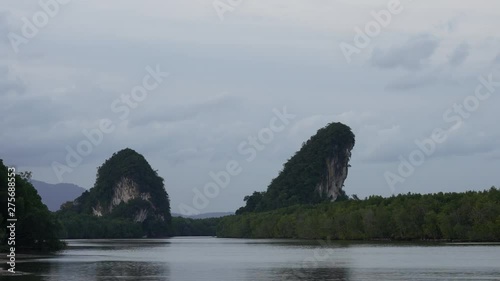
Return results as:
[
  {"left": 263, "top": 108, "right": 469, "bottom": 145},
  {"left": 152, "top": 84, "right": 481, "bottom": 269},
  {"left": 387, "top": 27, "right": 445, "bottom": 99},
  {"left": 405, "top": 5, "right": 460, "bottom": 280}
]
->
[
  {"left": 67, "top": 239, "right": 171, "bottom": 251},
  {"left": 277, "top": 267, "right": 349, "bottom": 281},
  {"left": 1, "top": 272, "right": 44, "bottom": 281},
  {"left": 95, "top": 261, "right": 170, "bottom": 281},
  {"left": 2, "top": 261, "right": 49, "bottom": 281},
  {"left": 2, "top": 238, "right": 499, "bottom": 281},
  {"left": 2, "top": 261, "right": 170, "bottom": 281}
]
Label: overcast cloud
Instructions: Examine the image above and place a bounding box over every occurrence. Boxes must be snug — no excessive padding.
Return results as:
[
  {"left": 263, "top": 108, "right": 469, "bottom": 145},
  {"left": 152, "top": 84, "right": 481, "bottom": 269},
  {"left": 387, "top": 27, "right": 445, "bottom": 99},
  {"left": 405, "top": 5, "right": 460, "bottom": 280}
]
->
[{"left": 1, "top": 0, "right": 499, "bottom": 213}]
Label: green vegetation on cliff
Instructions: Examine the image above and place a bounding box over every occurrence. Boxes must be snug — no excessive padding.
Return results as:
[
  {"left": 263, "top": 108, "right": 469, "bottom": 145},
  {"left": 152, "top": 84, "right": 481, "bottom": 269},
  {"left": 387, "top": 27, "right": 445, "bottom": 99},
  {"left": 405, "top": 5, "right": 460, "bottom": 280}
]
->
[
  {"left": 0, "top": 160, "right": 65, "bottom": 251},
  {"left": 237, "top": 122, "right": 355, "bottom": 214},
  {"left": 218, "top": 188, "right": 500, "bottom": 241},
  {"left": 58, "top": 148, "right": 172, "bottom": 238}
]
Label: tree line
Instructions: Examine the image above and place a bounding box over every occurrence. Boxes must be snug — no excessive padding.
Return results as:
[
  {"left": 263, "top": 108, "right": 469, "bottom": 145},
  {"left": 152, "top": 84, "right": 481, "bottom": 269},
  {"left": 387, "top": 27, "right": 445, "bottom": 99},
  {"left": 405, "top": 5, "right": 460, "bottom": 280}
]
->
[
  {"left": 56, "top": 212, "right": 220, "bottom": 239},
  {"left": 218, "top": 188, "right": 500, "bottom": 241}
]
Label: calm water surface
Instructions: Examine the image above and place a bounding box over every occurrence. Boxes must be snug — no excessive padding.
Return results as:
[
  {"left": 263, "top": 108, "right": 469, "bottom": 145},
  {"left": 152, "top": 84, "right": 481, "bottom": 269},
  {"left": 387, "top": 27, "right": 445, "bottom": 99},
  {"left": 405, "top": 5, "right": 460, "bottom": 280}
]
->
[{"left": 3, "top": 237, "right": 500, "bottom": 280}]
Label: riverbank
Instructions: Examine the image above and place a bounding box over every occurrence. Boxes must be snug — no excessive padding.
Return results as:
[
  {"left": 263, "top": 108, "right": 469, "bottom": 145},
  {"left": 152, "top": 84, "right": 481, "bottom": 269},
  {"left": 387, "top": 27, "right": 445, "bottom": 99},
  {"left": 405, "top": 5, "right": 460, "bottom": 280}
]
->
[{"left": 217, "top": 188, "right": 500, "bottom": 241}]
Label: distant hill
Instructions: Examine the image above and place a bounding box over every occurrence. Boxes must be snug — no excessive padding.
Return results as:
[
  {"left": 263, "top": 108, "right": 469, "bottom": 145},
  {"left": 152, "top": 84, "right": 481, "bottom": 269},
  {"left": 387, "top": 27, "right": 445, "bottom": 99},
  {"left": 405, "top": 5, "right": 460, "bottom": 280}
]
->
[
  {"left": 59, "top": 148, "right": 172, "bottom": 238},
  {"left": 172, "top": 212, "right": 233, "bottom": 219},
  {"left": 236, "top": 122, "right": 355, "bottom": 214},
  {"left": 31, "top": 179, "right": 86, "bottom": 211}
]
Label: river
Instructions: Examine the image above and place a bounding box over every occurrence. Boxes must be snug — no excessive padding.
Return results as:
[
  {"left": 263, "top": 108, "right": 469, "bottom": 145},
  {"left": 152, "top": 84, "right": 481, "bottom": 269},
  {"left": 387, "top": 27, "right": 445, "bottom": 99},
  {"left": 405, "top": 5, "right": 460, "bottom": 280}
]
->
[{"left": 3, "top": 237, "right": 500, "bottom": 280}]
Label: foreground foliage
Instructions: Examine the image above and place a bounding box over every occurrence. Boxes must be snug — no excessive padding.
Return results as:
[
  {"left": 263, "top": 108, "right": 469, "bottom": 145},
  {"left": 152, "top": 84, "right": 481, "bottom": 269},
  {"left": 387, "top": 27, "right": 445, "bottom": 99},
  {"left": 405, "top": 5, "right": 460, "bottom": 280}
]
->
[
  {"left": 218, "top": 188, "right": 500, "bottom": 241},
  {"left": 0, "top": 160, "right": 65, "bottom": 251}
]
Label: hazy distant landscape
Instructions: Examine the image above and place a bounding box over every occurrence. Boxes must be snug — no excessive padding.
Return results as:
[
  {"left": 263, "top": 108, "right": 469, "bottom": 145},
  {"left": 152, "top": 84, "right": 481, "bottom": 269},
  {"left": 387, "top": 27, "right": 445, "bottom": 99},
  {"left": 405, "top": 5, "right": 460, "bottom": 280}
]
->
[
  {"left": 30, "top": 180, "right": 86, "bottom": 212},
  {"left": 31, "top": 179, "right": 231, "bottom": 219}
]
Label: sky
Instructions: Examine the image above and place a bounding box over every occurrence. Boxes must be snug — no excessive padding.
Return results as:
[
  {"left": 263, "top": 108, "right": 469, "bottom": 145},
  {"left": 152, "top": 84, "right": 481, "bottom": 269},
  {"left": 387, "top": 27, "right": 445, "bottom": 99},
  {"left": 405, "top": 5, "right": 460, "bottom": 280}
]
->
[{"left": 1, "top": 0, "right": 499, "bottom": 214}]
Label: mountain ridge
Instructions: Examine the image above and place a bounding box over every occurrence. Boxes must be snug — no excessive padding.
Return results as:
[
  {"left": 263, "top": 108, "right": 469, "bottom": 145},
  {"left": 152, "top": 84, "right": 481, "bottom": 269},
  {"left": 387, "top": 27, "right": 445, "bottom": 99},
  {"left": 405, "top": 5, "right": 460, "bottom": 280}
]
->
[{"left": 31, "top": 179, "right": 86, "bottom": 211}]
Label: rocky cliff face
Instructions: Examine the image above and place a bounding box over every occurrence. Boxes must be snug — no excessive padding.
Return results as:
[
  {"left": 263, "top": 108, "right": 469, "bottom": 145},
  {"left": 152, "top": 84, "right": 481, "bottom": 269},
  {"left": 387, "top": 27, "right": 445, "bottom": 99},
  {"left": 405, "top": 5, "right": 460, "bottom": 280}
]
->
[
  {"left": 66, "top": 148, "right": 172, "bottom": 236},
  {"left": 90, "top": 176, "right": 156, "bottom": 222},
  {"left": 316, "top": 146, "right": 353, "bottom": 201},
  {"left": 236, "top": 122, "right": 355, "bottom": 214}
]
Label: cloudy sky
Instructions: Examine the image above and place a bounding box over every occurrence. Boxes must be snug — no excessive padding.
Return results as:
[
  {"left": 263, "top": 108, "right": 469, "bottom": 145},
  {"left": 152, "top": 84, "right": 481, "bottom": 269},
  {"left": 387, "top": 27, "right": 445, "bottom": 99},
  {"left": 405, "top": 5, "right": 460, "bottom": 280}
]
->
[{"left": 1, "top": 0, "right": 499, "bottom": 214}]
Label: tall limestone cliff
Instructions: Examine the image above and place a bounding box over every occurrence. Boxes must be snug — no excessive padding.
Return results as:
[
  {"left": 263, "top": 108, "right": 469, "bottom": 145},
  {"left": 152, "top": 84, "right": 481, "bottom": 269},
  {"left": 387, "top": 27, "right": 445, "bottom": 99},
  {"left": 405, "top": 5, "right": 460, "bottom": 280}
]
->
[
  {"left": 61, "top": 148, "right": 171, "bottom": 237},
  {"left": 237, "top": 122, "right": 355, "bottom": 214}
]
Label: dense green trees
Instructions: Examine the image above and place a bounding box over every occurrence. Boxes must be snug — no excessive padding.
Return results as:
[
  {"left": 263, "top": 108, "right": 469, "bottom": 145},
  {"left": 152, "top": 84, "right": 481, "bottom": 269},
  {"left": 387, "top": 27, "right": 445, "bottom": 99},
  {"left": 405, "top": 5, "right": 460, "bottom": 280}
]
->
[
  {"left": 56, "top": 213, "right": 143, "bottom": 239},
  {"left": 59, "top": 148, "right": 172, "bottom": 238},
  {"left": 237, "top": 122, "right": 355, "bottom": 214},
  {"left": 171, "top": 217, "right": 220, "bottom": 236},
  {"left": 0, "top": 160, "right": 65, "bottom": 251},
  {"left": 56, "top": 213, "right": 220, "bottom": 238},
  {"left": 219, "top": 188, "right": 500, "bottom": 241}
]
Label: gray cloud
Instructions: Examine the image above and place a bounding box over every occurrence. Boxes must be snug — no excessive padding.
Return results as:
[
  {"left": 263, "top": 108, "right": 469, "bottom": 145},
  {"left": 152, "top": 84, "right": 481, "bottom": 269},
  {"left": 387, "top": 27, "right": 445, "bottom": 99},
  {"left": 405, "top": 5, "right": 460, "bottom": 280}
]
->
[
  {"left": 362, "top": 128, "right": 499, "bottom": 165},
  {"left": 382, "top": 41, "right": 472, "bottom": 91},
  {"left": 385, "top": 73, "right": 439, "bottom": 91},
  {"left": 370, "top": 34, "right": 440, "bottom": 71},
  {"left": 0, "top": 66, "right": 26, "bottom": 95},
  {"left": 435, "top": 15, "right": 463, "bottom": 33},
  {"left": 0, "top": 12, "right": 26, "bottom": 95},
  {"left": 0, "top": 10, "right": 12, "bottom": 45},
  {"left": 448, "top": 42, "right": 469, "bottom": 67},
  {"left": 129, "top": 94, "right": 247, "bottom": 128},
  {"left": 494, "top": 53, "right": 500, "bottom": 65},
  {"left": 1, "top": 1, "right": 499, "bottom": 212}
]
